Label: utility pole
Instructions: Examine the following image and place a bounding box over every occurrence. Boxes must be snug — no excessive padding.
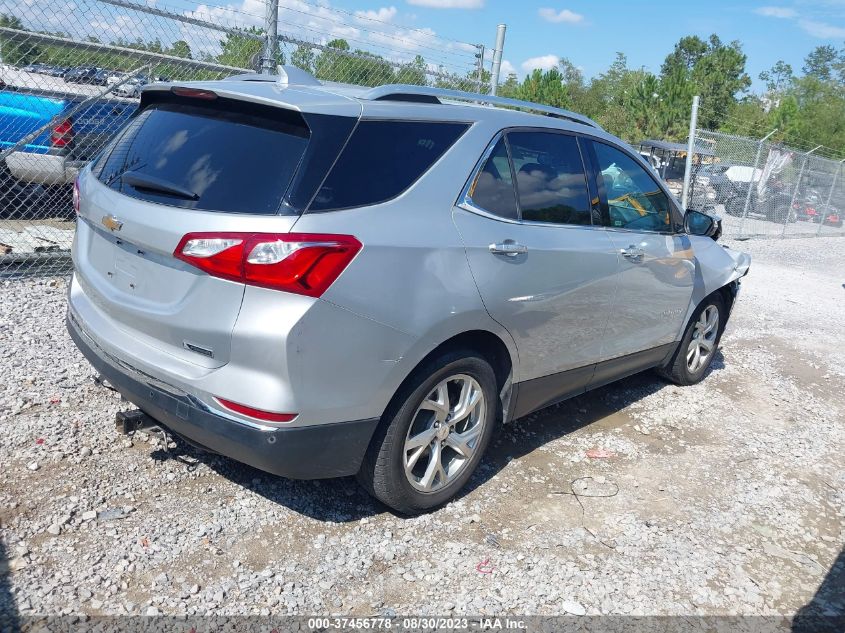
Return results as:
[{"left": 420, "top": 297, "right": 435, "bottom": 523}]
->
[
  {"left": 490, "top": 24, "right": 506, "bottom": 96},
  {"left": 680, "top": 95, "right": 700, "bottom": 211},
  {"left": 262, "top": 0, "right": 279, "bottom": 74}
]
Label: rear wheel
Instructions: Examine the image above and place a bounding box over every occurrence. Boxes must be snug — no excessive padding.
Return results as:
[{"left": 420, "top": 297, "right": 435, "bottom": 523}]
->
[
  {"left": 357, "top": 351, "right": 497, "bottom": 514},
  {"left": 658, "top": 294, "right": 725, "bottom": 386}
]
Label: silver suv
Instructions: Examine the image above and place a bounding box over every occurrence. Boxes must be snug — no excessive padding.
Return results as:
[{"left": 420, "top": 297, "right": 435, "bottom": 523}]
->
[{"left": 68, "top": 69, "right": 750, "bottom": 513}]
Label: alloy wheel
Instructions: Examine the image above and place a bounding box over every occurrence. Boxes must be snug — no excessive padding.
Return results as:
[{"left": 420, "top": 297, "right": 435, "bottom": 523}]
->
[
  {"left": 687, "top": 305, "right": 719, "bottom": 373},
  {"left": 403, "top": 374, "right": 486, "bottom": 493}
]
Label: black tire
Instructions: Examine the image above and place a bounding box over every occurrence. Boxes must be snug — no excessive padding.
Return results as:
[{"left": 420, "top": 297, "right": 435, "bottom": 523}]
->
[
  {"left": 657, "top": 293, "right": 726, "bottom": 386},
  {"left": 357, "top": 350, "right": 498, "bottom": 515}
]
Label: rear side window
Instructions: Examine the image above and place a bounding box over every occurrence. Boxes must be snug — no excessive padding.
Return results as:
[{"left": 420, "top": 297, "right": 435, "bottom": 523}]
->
[
  {"left": 309, "top": 120, "right": 468, "bottom": 212},
  {"left": 466, "top": 137, "right": 518, "bottom": 220},
  {"left": 507, "top": 131, "right": 592, "bottom": 225},
  {"left": 93, "top": 101, "right": 309, "bottom": 214}
]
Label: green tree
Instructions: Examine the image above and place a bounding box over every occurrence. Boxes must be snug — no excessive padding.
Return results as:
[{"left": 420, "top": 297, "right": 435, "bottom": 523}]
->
[
  {"left": 168, "top": 40, "right": 192, "bottom": 59},
  {"left": 0, "top": 14, "right": 41, "bottom": 66},
  {"left": 217, "top": 27, "right": 263, "bottom": 69},
  {"left": 658, "top": 34, "right": 750, "bottom": 131},
  {"left": 395, "top": 54, "right": 427, "bottom": 86},
  {"left": 291, "top": 44, "right": 316, "bottom": 74},
  {"left": 661, "top": 35, "right": 708, "bottom": 76},
  {"left": 759, "top": 60, "right": 793, "bottom": 94},
  {"left": 802, "top": 45, "right": 838, "bottom": 82},
  {"left": 515, "top": 68, "right": 570, "bottom": 108}
]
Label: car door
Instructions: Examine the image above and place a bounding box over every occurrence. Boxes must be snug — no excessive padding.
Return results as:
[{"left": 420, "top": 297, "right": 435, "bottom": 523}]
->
[
  {"left": 453, "top": 129, "right": 619, "bottom": 413},
  {"left": 584, "top": 138, "right": 695, "bottom": 367}
]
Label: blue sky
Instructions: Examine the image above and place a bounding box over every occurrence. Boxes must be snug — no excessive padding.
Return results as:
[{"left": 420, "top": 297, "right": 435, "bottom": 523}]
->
[
  {"left": 12, "top": 0, "right": 845, "bottom": 91},
  {"left": 323, "top": 0, "right": 845, "bottom": 90}
]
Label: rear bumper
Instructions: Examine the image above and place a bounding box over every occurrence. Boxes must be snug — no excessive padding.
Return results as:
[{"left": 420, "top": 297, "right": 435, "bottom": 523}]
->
[
  {"left": 67, "top": 310, "right": 379, "bottom": 480},
  {"left": 5, "top": 151, "right": 77, "bottom": 185}
]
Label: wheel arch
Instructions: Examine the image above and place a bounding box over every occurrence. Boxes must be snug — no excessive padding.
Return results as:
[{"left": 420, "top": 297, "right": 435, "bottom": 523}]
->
[{"left": 381, "top": 328, "right": 517, "bottom": 425}]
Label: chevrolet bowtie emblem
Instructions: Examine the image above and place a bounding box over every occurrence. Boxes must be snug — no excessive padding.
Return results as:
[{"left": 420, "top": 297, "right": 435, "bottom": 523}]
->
[{"left": 101, "top": 215, "right": 123, "bottom": 232}]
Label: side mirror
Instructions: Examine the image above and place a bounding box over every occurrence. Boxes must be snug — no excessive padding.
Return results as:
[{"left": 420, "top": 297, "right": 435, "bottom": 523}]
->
[{"left": 685, "top": 209, "right": 722, "bottom": 241}]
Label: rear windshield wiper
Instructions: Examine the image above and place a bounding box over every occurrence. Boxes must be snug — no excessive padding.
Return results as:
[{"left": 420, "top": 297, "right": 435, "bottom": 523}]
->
[{"left": 122, "top": 171, "right": 200, "bottom": 201}]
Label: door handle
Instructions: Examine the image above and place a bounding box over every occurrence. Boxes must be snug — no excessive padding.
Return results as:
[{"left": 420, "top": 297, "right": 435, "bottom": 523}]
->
[
  {"left": 489, "top": 240, "right": 528, "bottom": 256},
  {"left": 620, "top": 245, "right": 644, "bottom": 262}
]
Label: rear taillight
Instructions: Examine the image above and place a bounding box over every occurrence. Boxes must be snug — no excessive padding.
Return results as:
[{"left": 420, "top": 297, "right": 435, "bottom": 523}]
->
[
  {"left": 214, "top": 397, "right": 297, "bottom": 423},
  {"left": 50, "top": 119, "right": 74, "bottom": 148},
  {"left": 174, "top": 232, "right": 362, "bottom": 297},
  {"left": 72, "top": 177, "right": 80, "bottom": 215}
]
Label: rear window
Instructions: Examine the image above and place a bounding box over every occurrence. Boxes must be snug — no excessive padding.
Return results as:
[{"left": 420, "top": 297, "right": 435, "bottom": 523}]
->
[
  {"left": 93, "top": 101, "right": 309, "bottom": 214},
  {"left": 308, "top": 120, "right": 468, "bottom": 212}
]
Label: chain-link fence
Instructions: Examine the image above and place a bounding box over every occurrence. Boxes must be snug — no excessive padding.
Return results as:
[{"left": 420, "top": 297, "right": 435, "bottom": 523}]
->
[
  {"left": 686, "top": 129, "right": 845, "bottom": 240},
  {"left": 0, "top": 0, "right": 483, "bottom": 277}
]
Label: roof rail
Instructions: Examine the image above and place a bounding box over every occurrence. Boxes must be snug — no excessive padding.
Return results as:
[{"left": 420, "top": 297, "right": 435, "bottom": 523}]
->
[{"left": 361, "top": 84, "right": 601, "bottom": 129}]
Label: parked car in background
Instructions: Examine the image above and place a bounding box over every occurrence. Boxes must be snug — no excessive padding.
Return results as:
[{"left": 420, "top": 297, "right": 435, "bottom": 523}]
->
[
  {"left": 22, "top": 63, "right": 49, "bottom": 74},
  {"left": 68, "top": 69, "right": 750, "bottom": 513},
  {"left": 822, "top": 206, "right": 843, "bottom": 227},
  {"left": 64, "top": 67, "right": 100, "bottom": 84},
  {"left": 705, "top": 164, "right": 795, "bottom": 223},
  {"left": 0, "top": 73, "right": 135, "bottom": 217},
  {"left": 113, "top": 76, "right": 147, "bottom": 98},
  {"left": 43, "top": 65, "right": 70, "bottom": 78},
  {"left": 793, "top": 190, "right": 823, "bottom": 222},
  {"left": 797, "top": 197, "right": 844, "bottom": 227}
]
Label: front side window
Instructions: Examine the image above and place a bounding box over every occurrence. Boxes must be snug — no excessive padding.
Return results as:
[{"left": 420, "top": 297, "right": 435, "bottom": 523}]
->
[
  {"left": 465, "top": 136, "right": 518, "bottom": 220},
  {"left": 507, "top": 131, "right": 591, "bottom": 226},
  {"left": 592, "top": 141, "right": 674, "bottom": 232},
  {"left": 309, "top": 120, "right": 468, "bottom": 212}
]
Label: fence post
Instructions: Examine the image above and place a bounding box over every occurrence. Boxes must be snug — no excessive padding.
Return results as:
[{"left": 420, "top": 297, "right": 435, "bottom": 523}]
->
[
  {"left": 738, "top": 128, "right": 777, "bottom": 238},
  {"left": 680, "top": 95, "right": 700, "bottom": 211},
  {"left": 490, "top": 24, "right": 506, "bottom": 96},
  {"left": 816, "top": 158, "right": 845, "bottom": 235},
  {"left": 782, "top": 145, "right": 821, "bottom": 238},
  {"left": 262, "top": 0, "right": 279, "bottom": 74}
]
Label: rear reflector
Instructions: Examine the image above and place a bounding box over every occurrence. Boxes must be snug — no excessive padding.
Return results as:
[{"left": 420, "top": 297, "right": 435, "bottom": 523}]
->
[
  {"left": 214, "top": 397, "right": 297, "bottom": 423},
  {"left": 174, "top": 232, "right": 362, "bottom": 297}
]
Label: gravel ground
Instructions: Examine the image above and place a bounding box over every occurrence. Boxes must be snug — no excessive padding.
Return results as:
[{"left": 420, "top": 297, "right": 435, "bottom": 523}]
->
[{"left": 0, "top": 235, "right": 843, "bottom": 620}]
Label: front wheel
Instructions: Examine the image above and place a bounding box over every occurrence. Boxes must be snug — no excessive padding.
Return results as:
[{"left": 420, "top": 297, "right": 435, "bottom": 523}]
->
[
  {"left": 658, "top": 294, "right": 725, "bottom": 386},
  {"left": 357, "top": 351, "right": 498, "bottom": 514}
]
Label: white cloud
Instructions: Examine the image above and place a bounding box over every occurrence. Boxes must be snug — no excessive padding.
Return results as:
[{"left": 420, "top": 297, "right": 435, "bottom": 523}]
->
[
  {"left": 799, "top": 18, "right": 845, "bottom": 37},
  {"left": 11, "top": 0, "right": 479, "bottom": 78},
  {"left": 406, "top": 0, "right": 484, "bottom": 8},
  {"left": 538, "top": 8, "right": 584, "bottom": 24},
  {"left": 521, "top": 54, "right": 560, "bottom": 73},
  {"left": 499, "top": 59, "right": 516, "bottom": 77},
  {"left": 754, "top": 6, "right": 798, "bottom": 18},
  {"left": 355, "top": 6, "right": 398, "bottom": 23}
]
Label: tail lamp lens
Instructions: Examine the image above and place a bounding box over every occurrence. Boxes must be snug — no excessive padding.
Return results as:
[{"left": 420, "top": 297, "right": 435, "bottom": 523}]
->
[
  {"left": 214, "top": 397, "right": 296, "bottom": 423},
  {"left": 174, "top": 232, "right": 361, "bottom": 297},
  {"left": 50, "top": 119, "right": 74, "bottom": 147}
]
